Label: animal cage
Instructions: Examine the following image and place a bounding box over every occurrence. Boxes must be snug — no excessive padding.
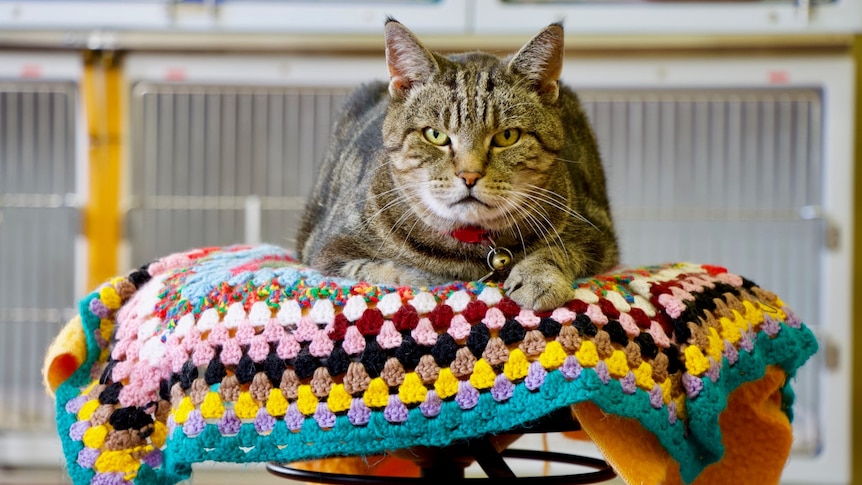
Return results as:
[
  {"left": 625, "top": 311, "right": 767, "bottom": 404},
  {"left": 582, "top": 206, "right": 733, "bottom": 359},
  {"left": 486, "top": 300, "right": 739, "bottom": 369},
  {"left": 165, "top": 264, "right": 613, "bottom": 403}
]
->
[
  {"left": 118, "top": 53, "right": 853, "bottom": 483},
  {"left": 0, "top": 50, "right": 852, "bottom": 484},
  {"left": 0, "top": 52, "right": 85, "bottom": 466}
]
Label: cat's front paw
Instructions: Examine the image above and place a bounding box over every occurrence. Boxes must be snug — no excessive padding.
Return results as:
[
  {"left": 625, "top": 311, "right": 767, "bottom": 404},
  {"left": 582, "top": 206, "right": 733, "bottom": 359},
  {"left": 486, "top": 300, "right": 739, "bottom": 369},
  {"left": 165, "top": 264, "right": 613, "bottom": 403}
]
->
[{"left": 503, "top": 260, "right": 575, "bottom": 311}]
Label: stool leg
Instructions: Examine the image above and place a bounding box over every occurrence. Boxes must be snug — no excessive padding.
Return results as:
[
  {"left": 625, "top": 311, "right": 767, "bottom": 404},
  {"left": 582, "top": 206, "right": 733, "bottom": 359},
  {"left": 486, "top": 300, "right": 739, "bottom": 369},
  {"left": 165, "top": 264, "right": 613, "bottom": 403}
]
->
[
  {"left": 410, "top": 444, "right": 471, "bottom": 480},
  {"left": 470, "top": 438, "right": 516, "bottom": 478}
]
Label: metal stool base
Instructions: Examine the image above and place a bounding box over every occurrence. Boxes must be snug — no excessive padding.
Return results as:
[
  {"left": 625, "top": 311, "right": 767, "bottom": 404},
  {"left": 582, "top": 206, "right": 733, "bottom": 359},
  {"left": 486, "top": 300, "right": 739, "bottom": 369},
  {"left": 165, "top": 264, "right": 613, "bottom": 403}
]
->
[
  {"left": 266, "top": 407, "right": 616, "bottom": 484},
  {"left": 267, "top": 448, "right": 616, "bottom": 484}
]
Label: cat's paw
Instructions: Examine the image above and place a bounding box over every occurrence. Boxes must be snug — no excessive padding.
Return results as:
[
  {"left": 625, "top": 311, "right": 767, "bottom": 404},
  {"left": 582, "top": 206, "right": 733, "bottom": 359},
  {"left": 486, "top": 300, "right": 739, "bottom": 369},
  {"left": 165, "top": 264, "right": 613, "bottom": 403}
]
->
[
  {"left": 342, "top": 259, "right": 434, "bottom": 287},
  {"left": 503, "top": 260, "right": 575, "bottom": 311}
]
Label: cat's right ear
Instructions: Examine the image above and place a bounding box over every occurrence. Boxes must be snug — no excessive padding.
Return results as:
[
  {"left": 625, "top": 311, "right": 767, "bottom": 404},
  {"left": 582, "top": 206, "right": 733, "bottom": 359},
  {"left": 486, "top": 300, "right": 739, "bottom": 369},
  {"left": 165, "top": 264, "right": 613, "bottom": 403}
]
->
[{"left": 384, "top": 19, "right": 439, "bottom": 99}]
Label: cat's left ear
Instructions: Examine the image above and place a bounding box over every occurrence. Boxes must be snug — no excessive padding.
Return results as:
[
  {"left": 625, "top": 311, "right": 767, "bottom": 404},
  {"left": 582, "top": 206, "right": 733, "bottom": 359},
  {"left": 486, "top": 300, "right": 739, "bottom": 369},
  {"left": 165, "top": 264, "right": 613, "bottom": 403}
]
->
[
  {"left": 508, "top": 22, "right": 564, "bottom": 103},
  {"left": 384, "top": 19, "right": 439, "bottom": 99}
]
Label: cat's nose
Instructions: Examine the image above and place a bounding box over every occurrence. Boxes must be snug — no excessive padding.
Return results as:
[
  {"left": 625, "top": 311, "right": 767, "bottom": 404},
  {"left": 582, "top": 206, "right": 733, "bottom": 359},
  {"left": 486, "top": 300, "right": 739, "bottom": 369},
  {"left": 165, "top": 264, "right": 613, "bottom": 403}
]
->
[{"left": 458, "top": 171, "right": 483, "bottom": 188}]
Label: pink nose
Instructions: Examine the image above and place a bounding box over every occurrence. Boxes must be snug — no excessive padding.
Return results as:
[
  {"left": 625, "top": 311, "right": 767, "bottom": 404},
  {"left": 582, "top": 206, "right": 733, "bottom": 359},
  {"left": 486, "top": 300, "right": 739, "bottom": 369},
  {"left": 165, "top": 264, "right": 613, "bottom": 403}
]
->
[{"left": 458, "top": 171, "right": 483, "bottom": 187}]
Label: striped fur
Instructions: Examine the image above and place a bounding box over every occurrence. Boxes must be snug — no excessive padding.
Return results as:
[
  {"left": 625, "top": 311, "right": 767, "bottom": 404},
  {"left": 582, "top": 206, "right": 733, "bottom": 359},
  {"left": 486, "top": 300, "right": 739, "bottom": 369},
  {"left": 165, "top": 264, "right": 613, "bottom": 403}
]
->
[{"left": 297, "top": 20, "right": 618, "bottom": 310}]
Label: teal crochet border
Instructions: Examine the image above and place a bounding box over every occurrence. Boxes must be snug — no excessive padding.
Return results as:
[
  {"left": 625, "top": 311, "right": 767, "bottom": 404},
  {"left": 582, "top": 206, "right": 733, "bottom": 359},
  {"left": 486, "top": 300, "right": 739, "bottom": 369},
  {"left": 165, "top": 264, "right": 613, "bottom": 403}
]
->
[
  {"left": 55, "top": 290, "right": 818, "bottom": 485},
  {"left": 56, "top": 293, "right": 116, "bottom": 485}
]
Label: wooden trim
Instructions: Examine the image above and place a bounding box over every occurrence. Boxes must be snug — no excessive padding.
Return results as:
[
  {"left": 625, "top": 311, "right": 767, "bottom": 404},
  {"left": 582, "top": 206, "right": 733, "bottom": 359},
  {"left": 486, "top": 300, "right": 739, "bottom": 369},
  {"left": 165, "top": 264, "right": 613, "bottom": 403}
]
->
[
  {"left": 851, "top": 34, "right": 862, "bottom": 485},
  {"left": 82, "top": 51, "right": 124, "bottom": 289},
  {"left": 0, "top": 31, "right": 854, "bottom": 57}
]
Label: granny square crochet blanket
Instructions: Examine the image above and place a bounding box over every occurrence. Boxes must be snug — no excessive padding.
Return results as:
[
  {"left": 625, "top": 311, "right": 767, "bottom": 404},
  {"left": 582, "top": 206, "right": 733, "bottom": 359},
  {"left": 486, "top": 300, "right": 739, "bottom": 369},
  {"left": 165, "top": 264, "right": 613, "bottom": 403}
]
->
[{"left": 51, "top": 244, "right": 817, "bottom": 485}]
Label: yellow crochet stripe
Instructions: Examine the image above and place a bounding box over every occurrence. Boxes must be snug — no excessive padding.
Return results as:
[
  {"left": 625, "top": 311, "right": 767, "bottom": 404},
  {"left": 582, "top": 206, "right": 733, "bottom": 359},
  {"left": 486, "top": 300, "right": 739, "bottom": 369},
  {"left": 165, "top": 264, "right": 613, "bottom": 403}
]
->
[
  {"left": 151, "top": 421, "right": 168, "bottom": 448},
  {"left": 503, "top": 348, "right": 529, "bottom": 381},
  {"left": 327, "top": 384, "right": 352, "bottom": 412},
  {"left": 660, "top": 376, "right": 673, "bottom": 405},
  {"left": 266, "top": 389, "right": 289, "bottom": 417},
  {"left": 575, "top": 340, "right": 599, "bottom": 367},
  {"left": 363, "top": 378, "right": 389, "bottom": 409},
  {"left": 201, "top": 391, "right": 226, "bottom": 419},
  {"left": 759, "top": 301, "right": 786, "bottom": 322},
  {"left": 469, "top": 359, "right": 496, "bottom": 389},
  {"left": 93, "top": 445, "right": 152, "bottom": 477},
  {"left": 399, "top": 372, "right": 429, "bottom": 403},
  {"left": 82, "top": 424, "right": 109, "bottom": 449},
  {"left": 634, "top": 361, "right": 655, "bottom": 390},
  {"left": 732, "top": 309, "right": 752, "bottom": 335},
  {"left": 684, "top": 345, "right": 711, "bottom": 376},
  {"left": 99, "top": 319, "right": 115, "bottom": 347},
  {"left": 296, "top": 386, "right": 319, "bottom": 415},
  {"left": 98, "top": 286, "right": 122, "bottom": 310},
  {"left": 606, "top": 350, "right": 629, "bottom": 379},
  {"left": 673, "top": 393, "right": 687, "bottom": 421},
  {"left": 78, "top": 399, "right": 101, "bottom": 421},
  {"left": 434, "top": 368, "right": 459, "bottom": 399},
  {"left": 539, "top": 340, "right": 567, "bottom": 369},
  {"left": 174, "top": 397, "right": 195, "bottom": 424},
  {"left": 706, "top": 328, "right": 724, "bottom": 362},
  {"left": 742, "top": 300, "right": 764, "bottom": 325},
  {"left": 719, "top": 316, "right": 742, "bottom": 344}
]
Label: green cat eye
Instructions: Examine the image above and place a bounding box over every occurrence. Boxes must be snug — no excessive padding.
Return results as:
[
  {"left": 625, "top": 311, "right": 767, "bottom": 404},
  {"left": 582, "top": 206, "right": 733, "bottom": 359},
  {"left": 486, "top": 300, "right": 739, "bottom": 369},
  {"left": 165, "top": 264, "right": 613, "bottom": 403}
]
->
[
  {"left": 492, "top": 128, "right": 520, "bottom": 148},
  {"left": 422, "top": 127, "right": 450, "bottom": 146}
]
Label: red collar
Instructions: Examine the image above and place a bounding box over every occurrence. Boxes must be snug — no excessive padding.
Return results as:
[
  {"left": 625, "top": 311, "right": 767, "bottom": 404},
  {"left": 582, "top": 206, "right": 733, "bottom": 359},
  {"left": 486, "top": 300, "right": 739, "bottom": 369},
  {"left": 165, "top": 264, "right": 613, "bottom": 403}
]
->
[{"left": 450, "top": 226, "right": 491, "bottom": 244}]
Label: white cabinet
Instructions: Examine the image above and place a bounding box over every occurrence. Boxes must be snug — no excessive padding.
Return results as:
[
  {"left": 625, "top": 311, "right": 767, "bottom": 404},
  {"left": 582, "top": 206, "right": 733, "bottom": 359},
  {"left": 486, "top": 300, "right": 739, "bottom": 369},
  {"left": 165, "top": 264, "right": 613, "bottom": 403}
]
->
[
  {"left": 473, "top": 0, "right": 862, "bottom": 34},
  {"left": 122, "top": 52, "right": 855, "bottom": 484},
  {"left": 2, "top": 0, "right": 860, "bottom": 34},
  {"left": 0, "top": 51, "right": 85, "bottom": 466}
]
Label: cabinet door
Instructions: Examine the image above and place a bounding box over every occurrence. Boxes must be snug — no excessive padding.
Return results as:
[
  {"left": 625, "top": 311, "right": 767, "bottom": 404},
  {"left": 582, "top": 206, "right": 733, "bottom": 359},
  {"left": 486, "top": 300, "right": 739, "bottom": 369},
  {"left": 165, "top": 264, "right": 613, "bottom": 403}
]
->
[
  {"left": 473, "top": 0, "right": 862, "bottom": 34},
  {"left": 0, "top": 60, "right": 82, "bottom": 465},
  {"left": 122, "top": 54, "right": 854, "bottom": 484}
]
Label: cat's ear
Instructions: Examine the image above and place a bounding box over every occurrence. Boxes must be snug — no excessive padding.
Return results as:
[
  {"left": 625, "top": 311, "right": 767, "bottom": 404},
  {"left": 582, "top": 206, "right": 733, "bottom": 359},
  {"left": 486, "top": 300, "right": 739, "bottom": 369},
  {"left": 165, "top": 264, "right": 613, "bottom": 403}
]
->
[
  {"left": 384, "top": 19, "right": 439, "bottom": 99},
  {"left": 507, "top": 22, "right": 564, "bottom": 103}
]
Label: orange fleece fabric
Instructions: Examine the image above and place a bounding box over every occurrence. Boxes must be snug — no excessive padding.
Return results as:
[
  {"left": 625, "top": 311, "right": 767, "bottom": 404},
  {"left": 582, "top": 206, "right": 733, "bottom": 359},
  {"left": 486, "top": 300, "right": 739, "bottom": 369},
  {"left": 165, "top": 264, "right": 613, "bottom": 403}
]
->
[{"left": 573, "top": 365, "right": 792, "bottom": 485}]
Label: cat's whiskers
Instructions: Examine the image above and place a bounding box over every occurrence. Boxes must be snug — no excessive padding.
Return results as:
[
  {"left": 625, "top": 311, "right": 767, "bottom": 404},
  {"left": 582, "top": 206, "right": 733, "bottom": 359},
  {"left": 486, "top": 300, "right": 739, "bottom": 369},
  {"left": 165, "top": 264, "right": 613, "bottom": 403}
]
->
[
  {"left": 501, "top": 195, "right": 551, "bottom": 250},
  {"left": 364, "top": 176, "right": 431, "bottom": 202},
  {"left": 371, "top": 200, "right": 419, "bottom": 261},
  {"left": 359, "top": 192, "right": 411, "bottom": 234},
  {"left": 360, "top": 181, "right": 431, "bottom": 229},
  {"left": 497, "top": 199, "right": 528, "bottom": 258},
  {"left": 524, "top": 196, "right": 569, "bottom": 259},
  {"left": 524, "top": 184, "right": 601, "bottom": 232},
  {"left": 395, "top": 205, "right": 433, "bottom": 261},
  {"left": 353, "top": 193, "right": 417, "bottom": 251},
  {"left": 553, "top": 156, "right": 587, "bottom": 166},
  {"left": 391, "top": 198, "right": 428, "bottom": 240},
  {"left": 506, "top": 193, "right": 568, "bottom": 260},
  {"left": 497, "top": 198, "right": 534, "bottom": 259},
  {"left": 366, "top": 183, "right": 443, "bottom": 262}
]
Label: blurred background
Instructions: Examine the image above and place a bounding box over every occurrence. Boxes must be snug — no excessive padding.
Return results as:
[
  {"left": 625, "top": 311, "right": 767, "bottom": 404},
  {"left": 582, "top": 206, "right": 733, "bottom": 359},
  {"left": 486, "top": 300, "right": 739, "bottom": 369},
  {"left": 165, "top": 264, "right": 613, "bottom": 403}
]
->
[{"left": 0, "top": 1, "right": 859, "bottom": 484}]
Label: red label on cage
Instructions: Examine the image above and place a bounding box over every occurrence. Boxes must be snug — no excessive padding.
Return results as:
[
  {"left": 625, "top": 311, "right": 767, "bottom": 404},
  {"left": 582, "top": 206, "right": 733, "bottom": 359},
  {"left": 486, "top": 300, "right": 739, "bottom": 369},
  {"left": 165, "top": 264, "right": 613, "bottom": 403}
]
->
[
  {"left": 20, "top": 65, "right": 41, "bottom": 79},
  {"left": 767, "top": 70, "right": 789, "bottom": 84},
  {"left": 165, "top": 68, "right": 187, "bottom": 82}
]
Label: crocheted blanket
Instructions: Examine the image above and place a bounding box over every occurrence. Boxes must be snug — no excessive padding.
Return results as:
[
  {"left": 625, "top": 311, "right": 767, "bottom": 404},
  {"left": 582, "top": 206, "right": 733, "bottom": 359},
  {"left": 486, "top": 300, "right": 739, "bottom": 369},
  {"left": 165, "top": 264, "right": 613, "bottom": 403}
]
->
[{"left": 45, "top": 244, "right": 817, "bottom": 485}]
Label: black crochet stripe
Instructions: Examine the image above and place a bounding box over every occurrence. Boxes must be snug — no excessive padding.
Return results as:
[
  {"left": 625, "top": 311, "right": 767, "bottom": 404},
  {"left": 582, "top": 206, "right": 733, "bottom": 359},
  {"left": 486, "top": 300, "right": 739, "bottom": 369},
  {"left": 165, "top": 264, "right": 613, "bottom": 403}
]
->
[
  {"left": 431, "top": 333, "right": 458, "bottom": 367},
  {"left": 128, "top": 264, "right": 152, "bottom": 289},
  {"left": 466, "top": 325, "right": 490, "bottom": 358}
]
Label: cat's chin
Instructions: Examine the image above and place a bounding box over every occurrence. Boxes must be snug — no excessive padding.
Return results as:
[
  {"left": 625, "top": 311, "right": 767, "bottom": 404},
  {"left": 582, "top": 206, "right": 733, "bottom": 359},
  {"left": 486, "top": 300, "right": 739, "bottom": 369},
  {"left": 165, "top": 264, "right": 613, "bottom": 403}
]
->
[
  {"left": 419, "top": 194, "right": 498, "bottom": 228},
  {"left": 455, "top": 195, "right": 488, "bottom": 207},
  {"left": 430, "top": 203, "right": 500, "bottom": 227},
  {"left": 419, "top": 211, "right": 500, "bottom": 235}
]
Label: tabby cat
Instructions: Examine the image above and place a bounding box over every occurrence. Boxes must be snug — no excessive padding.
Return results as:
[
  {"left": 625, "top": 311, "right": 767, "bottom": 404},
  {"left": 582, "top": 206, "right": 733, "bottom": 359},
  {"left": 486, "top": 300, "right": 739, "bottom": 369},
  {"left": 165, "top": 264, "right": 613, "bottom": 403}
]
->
[{"left": 297, "top": 19, "right": 618, "bottom": 311}]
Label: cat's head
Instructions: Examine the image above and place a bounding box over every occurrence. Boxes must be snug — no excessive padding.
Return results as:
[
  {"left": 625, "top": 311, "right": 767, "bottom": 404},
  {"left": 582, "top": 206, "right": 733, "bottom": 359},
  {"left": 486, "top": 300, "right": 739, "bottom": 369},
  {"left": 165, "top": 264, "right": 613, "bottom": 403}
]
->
[{"left": 380, "top": 19, "right": 572, "bottom": 236}]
